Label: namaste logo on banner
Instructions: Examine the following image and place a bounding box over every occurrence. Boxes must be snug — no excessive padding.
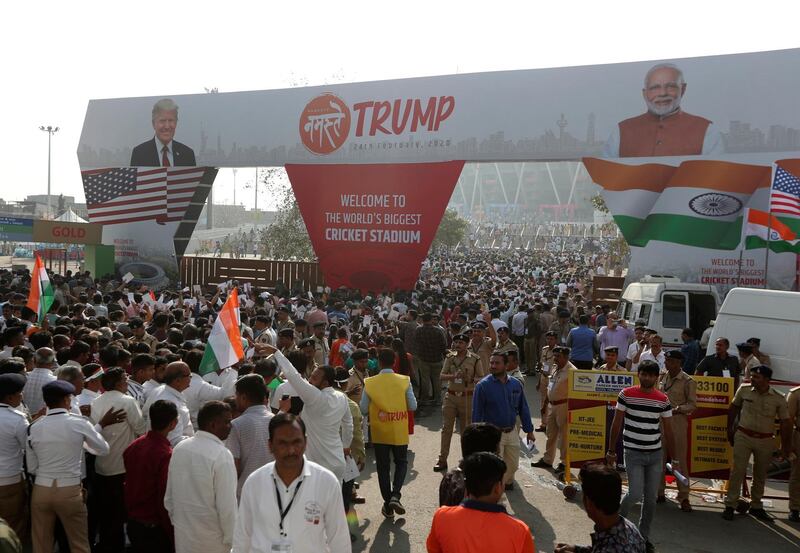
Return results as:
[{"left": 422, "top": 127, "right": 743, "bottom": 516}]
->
[{"left": 299, "top": 93, "right": 351, "bottom": 155}]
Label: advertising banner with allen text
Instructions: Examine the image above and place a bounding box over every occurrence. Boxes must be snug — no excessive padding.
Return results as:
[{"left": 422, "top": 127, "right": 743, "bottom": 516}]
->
[
  {"left": 286, "top": 162, "right": 464, "bottom": 292},
  {"left": 567, "top": 370, "right": 638, "bottom": 466},
  {"left": 688, "top": 376, "right": 733, "bottom": 479}
]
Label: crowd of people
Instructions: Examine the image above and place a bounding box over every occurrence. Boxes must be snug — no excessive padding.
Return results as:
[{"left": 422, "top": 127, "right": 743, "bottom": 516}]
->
[{"left": 0, "top": 246, "right": 796, "bottom": 553}]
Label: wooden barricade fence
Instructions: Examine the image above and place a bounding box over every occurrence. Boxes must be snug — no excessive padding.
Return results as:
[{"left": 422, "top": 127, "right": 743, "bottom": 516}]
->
[{"left": 180, "top": 256, "right": 325, "bottom": 291}]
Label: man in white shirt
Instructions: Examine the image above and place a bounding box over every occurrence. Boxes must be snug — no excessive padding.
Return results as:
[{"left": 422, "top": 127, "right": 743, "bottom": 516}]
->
[
  {"left": 143, "top": 362, "right": 194, "bottom": 446},
  {"left": 203, "top": 366, "right": 238, "bottom": 398},
  {"left": 639, "top": 334, "right": 666, "bottom": 373},
  {"left": 268, "top": 346, "right": 353, "bottom": 483},
  {"left": 77, "top": 365, "right": 103, "bottom": 415},
  {"left": 0, "top": 373, "right": 29, "bottom": 541},
  {"left": 233, "top": 413, "right": 351, "bottom": 553},
  {"left": 90, "top": 367, "right": 147, "bottom": 553},
  {"left": 22, "top": 347, "right": 58, "bottom": 414},
  {"left": 227, "top": 374, "right": 274, "bottom": 497},
  {"left": 27, "top": 380, "right": 124, "bottom": 553},
  {"left": 127, "top": 353, "right": 155, "bottom": 408},
  {"left": 165, "top": 400, "right": 237, "bottom": 553},
  {"left": 182, "top": 350, "right": 225, "bottom": 428}
]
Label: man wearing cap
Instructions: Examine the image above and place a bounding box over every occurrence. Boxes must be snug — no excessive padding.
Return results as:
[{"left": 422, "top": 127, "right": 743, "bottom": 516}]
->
[
  {"left": 274, "top": 306, "right": 294, "bottom": 333},
  {"left": 434, "top": 334, "right": 483, "bottom": 472},
  {"left": 494, "top": 324, "right": 519, "bottom": 356},
  {"left": 737, "top": 342, "right": 761, "bottom": 381},
  {"left": 0, "top": 373, "right": 29, "bottom": 541},
  {"left": 786, "top": 384, "right": 800, "bottom": 522},
  {"left": 657, "top": 349, "right": 696, "bottom": 511},
  {"left": 535, "top": 332, "right": 558, "bottom": 432},
  {"left": 298, "top": 337, "right": 318, "bottom": 377},
  {"left": 468, "top": 317, "right": 497, "bottom": 376},
  {"left": 276, "top": 327, "right": 297, "bottom": 355},
  {"left": 346, "top": 349, "right": 370, "bottom": 404},
  {"left": 597, "top": 346, "right": 625, "bottom": 371},
  {"left": 747, "top": 337, "right": 771, "bottom": 367},
  {"left": 27, "top": 380, "right": 124, "bottom": 553},
  {"left": 533, "top": 346, "right": 577, "bottom": 472},
  {"left": 723, "top": 365, "right": 792, "bottom": 522},
  {"left": 128, "top": 318, "right": 157, "bottom": 354},
  {"left": 311, "top": 321, "right": 330, "bottom": 368}
]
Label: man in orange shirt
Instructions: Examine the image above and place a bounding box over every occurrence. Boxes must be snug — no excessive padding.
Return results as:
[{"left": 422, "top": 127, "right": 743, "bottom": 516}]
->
[
  {"left": 604, "top": 63, "right": 723, "bottom": 158},
  {"left": 426, "top": 452, "right": 534, "bottom": 553}
]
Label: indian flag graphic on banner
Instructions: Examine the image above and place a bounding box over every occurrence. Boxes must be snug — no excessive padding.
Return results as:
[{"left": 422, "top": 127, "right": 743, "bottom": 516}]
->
[
  {"left": 199, "top": 288, "right": 245, "bottom": 376},
  {"left": 26, "top": 254, "right": 54, "bottom": 323},
  {"left": 744, "top": 208, "right": 800, "bottom": 253},
  {"left": 583, "top": 158, "right": 774, "bottom": 250}
]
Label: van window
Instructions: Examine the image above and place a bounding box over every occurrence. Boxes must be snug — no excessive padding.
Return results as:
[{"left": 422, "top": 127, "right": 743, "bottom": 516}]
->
[
  {"left": 619, "top": 300, "right": 632, "bottom": 321},
  {"left": 638, "top": 304, "right": 652, "bottom": 325},
  {"left": 663, "top": 294, "right": 687, "bottom": 328}
]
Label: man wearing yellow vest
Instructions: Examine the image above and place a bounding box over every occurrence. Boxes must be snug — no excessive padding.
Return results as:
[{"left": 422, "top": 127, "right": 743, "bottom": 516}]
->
[{"left": 360, "top": 348, "right": 417, "bottom": 519}]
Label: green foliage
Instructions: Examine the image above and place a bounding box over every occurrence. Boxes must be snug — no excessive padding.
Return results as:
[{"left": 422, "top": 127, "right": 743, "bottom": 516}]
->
[
  {"left": 259, "top": 168, "right": 315, "bottom": 260},
  {"left": 432, "top": 209, "right": 469, "bottom": 249}
]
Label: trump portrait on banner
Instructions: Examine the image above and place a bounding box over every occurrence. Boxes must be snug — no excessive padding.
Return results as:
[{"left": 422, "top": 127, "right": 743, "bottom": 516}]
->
[
  {"left": 604, "top": 63, "right": 724, "bottom": 158},
  {"left": 130, "top": 98, "right": 197, "bottom": 167}
]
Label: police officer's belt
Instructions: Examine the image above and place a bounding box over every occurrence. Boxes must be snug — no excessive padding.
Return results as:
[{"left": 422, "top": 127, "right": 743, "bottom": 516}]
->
[
  {"left": 737, "top": 426, "right": 773, "bottom": 439},
  {"left": 448, "top": 390, "right": 473, "bottom": 397}
]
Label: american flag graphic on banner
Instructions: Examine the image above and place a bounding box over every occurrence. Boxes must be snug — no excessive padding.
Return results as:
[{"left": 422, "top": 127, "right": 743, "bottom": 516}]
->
[
  {"left": 82, "top": 167, "right": 205, "bottom": 225},
  {"left": 770, "top": 166, "right": 800, "bottom": 217}
]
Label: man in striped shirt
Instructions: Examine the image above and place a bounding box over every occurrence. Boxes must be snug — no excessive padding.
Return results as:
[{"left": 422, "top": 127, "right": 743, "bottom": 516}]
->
[{"left": 606, "top": 360, "right": 677, "bottom": 553}]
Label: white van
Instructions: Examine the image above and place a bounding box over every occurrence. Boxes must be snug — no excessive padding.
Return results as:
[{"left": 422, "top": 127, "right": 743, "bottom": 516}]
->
[
  {"left": 708, "top": 287, "right": 800, "bottom": 387},
  {"left": 617, "top": 276, "right": 720, "bottom": 347}
]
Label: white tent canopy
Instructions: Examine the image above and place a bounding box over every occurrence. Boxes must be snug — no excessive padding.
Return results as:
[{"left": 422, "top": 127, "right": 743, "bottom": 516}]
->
[{"left": 54, "top": 208, "right": 88, "bottom": 223}]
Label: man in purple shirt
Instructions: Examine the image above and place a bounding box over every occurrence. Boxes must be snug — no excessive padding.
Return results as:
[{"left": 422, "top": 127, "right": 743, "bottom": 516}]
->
[{"left": 597, "top": 314, "right": 634, "bottom": 366}]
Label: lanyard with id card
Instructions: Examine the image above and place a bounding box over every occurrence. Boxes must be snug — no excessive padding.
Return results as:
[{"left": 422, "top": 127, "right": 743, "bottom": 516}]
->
[{"left": 272, "top": 476, "right": 304, "bottom": 552}]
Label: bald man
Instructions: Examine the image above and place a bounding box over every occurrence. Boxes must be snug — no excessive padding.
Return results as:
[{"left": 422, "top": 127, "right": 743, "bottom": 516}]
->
[{"left": 142, "top": 362, "right": 194, "bottom": 446}]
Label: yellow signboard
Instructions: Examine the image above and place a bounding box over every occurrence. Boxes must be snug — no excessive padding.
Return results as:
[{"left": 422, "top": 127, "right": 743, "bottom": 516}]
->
[
  {"left": 688, "top": 376, "right": 734, "bottom": 478},
  {"left": 568, "top": 369, "right": 638, "bottom": 401},
  {"left": 567, "top": 405, "right": 607, "bottom": 463}
]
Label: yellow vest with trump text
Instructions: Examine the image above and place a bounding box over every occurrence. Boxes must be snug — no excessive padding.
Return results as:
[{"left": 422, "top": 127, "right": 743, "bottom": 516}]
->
[{"left": 364, "top": 372, "right": 410, "bottom": 446}]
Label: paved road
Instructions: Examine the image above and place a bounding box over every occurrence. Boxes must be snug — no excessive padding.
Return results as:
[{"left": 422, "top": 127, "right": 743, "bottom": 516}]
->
[{"left": 350, "top": 373, "right": 800, "bottom": 553}]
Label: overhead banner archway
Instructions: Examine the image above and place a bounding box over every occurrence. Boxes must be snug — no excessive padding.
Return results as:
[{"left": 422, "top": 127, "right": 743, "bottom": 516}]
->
[{"left": 79, "top": 48, "right": 800, "bottom": 291}]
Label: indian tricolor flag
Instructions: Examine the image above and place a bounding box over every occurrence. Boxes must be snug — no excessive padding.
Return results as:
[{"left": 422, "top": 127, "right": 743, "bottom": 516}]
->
[
  {"left": 744, "top": 208, "right": 800, "bottom": 253},
  {"left": 26, "top": 254, "right": 54, "bottom": 323},
  {"left": 583, "top": 158, "right": 772, "bottom": 250},
  {"left": 199, "top": 288, "right": 245, "bottom": 376}
]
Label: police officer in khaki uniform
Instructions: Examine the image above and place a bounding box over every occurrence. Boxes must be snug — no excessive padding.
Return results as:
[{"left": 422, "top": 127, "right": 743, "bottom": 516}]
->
[
  {"left": 723, "top": 365, "right": 792, "bottom": 521},
  {"left": 532, "top": 345, "right": 576, "bottom": 473},
  {"left": 787, "top": 385, "right": 800, "bottom": 522},
  {"left": 535, "top": 331, "right": 558, "bottom": 432},
  {"left": 468, "top": 320, "right": 496, "bottom": 375},
  {"left": 310, "top": 321, "right": 330, "bottom": 367},
  {"left": 277, "top": 328, "right": 297, "bottom": 355},
  {"left": 433, "top": 334, "right": 483, "bottom": 472},
  {"left": 597, "top": 346, "right": 625, "bottom": 371},
  {"left": 657, "top": 349, "right": 697, "bottom": 512}
]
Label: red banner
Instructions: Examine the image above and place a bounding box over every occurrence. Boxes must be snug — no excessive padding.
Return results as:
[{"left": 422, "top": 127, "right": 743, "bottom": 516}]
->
[{"left": 286, "top": 161, "right": 464, "bottom": 291}]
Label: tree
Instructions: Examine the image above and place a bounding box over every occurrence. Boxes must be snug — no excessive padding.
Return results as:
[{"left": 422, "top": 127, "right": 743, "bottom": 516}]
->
[
  {"left": 432, "top": 209, "right": 469, "bottom": 249},
  {"left": 258, "top": 167, "right": 315, "bottom": 260},
  {"left": 591, "top": 193, "right": 630, "bottom": 262}
]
